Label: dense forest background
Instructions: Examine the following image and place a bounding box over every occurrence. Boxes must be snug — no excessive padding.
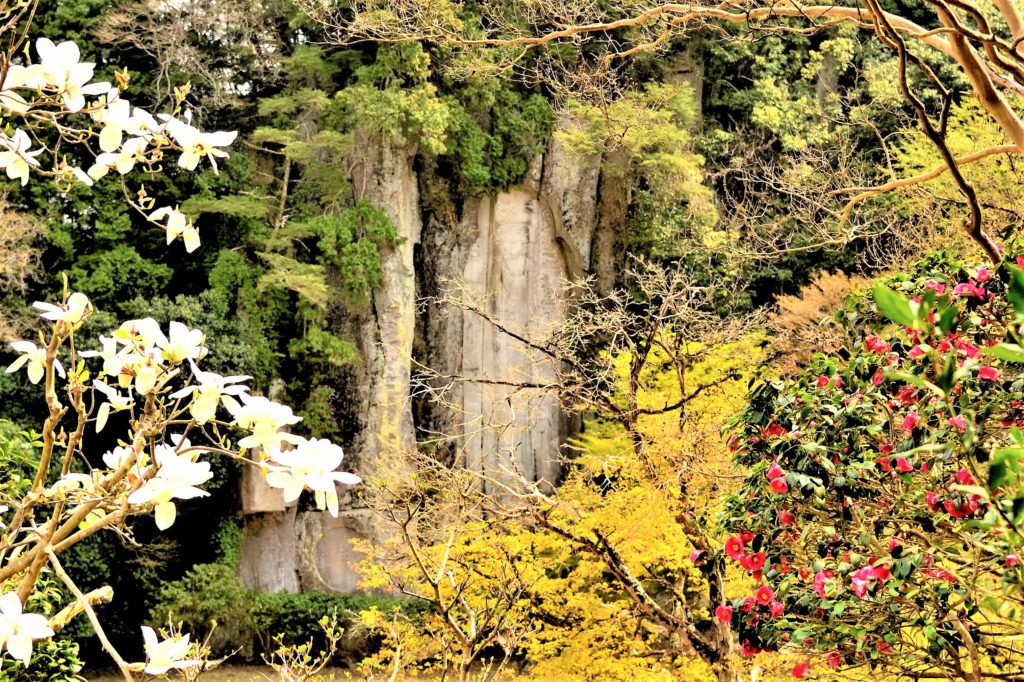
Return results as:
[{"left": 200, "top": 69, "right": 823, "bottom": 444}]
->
[{"left": 1, "top": 0, "right": 1020, "bottom": 679}]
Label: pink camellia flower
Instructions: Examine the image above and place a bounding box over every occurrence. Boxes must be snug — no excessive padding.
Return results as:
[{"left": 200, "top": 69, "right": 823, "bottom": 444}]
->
[
  {"left": 938, "top": 339, "right": 953, "bottom": 352},
  {"left": 953, "top": 282, "right": 978, "bottom": 297},
  {"left": 755, "top": 585, "right": 775, "bottom": 605},
  {"left": 779, "top": 509, "right": 795, "bottom": 526},
  {"left": 763, "top": 423, "right": 787, "bottom": 438},
  {"left": 924, "top": 279, "right": 946, "bottom": 293},
  {"left": 926, "top": 491, "right": 939, "bottom": 509},
  {"left": 741, "top": 596, "right": 757, "bottom": 613},
  {"left": 872, "top": 368, "right": 884, "bottom": 385},
  {"left": 899, "top": 411, "right": 919, "bottom": 431},
  {"left": 791, "top": 662, "right": 810, "bottom": 679},
  {"left": 725, "top": 536, "right": 745, "bottom": 561},
  {"left": 767, "top": 461, "right": 785, "bottom": 480},
  {"left": 816, "top": 375, "right": 830, "bottom": 388},
  {"left": 1018, "top": 253, "right": 1024, "bottom": 269},
  {"left": 877, "top": 457, "right": 892, "bottom": 472},
  {"left": 769, "top": 601, "right": 784, "bottom": 618},
  {"left": 715, "top": 604, "right": 733, "bottom": 623},
  {"left": 895, "top": 457, "right": 913, "bottom": 473},
  {"left": 827, "top": 651, "right": 843, "bottom": 669},
  {"left": 1006, "top": 555, "right": 1019, "bottom": 568},
  {"left": 948, "top": 415, "right": 966, "bottom": 431},
  {"left": 770, "top": 477, "right": 789, "bottom": 494},
  {"left": 813, "top": 571, "right": 832, "bottom": 599},
  {"left": 977, "top": 267, "right": 991, "bottom": 283},
  {"left": 746, "top": 552, "right": 767, "bottom": 571},
  {"left": 980, "top": 366, "right": 1000, "bottom": 381},
  {"left": 908, "top": 345, "right": 926, "bottom": 359},
  {"left": 851, "top": 569, "right": 874, "bottom": 598},
  {"left": 739, "top": 530, "right": 755, "bottom": 544},
  {"left": 688, "top": 550, "right": 703, "bottom": 564}
]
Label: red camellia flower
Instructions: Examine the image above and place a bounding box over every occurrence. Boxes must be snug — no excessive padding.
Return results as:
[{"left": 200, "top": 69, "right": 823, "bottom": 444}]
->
[
  {"left": 739, "top": 530, "right": 755, "bottom": 544},
  {"left": 715, "top": 604, "right": 732, "bottom": 623},
  {"left": 877, "top": 457, "right": 892, "bottom": 472},
  {"left": 899, "top": 411, "right": 919, "bottom": 431},
  {"left": 980, "top": 365, "right": 1000, "bottom": 381},
  {"left": 770, "top": 477, "right": 789, "bottom": 494},
  {"left": 778, "top": 508, "right": 795, "bottom": 526},
  {"left": 947, "top": 414, "right": 966, "bottom": 431},
  {"left": 878, "top": 441, "right": 894, "bottom": 454},
  {"left": 755, "top": 585, "right": 775, "bottom": 605},
  {"left": 769, "top": 601, "right": 784, "bottom": 618},
  {"left": 954, "top": 468, "right": 975, "bottom": 485},
  {"left": 925, "top": 491, "right": 939, "bottom": 509},
  {"left": 767, "top": 460, "right": 785, "bottom": 479},
  {"left": 908, "top": 345, "right": 926, "bottom": 359},
  {"left": 816, "top": 375, "right": 829, "bottom": 388},
  {"left": 688, "top": 550, "right": 703, "bottom": 564},
  {"left": 895, "top": 457, "right": 913, "bottom": 473},
  {"left": 763, "top": 422, "right": 787, "bottom": 438},
  {"left": 725, "top": 536, "right": 745, "bottom": 560},
  {"left": 740, "top": 641, "right": 759, "bottom": 656},
  {"left": 1007, "top": 555, "right": 1020, "bottom": 568},
  {"left": 791, "top": 662, "right": 810, "bottom": 679},
  {"left": 747, "top": 552, "right": 766, "bottom": 571},
  {"left": 827, "top": 651, "right": 842, "bottom": 669}
]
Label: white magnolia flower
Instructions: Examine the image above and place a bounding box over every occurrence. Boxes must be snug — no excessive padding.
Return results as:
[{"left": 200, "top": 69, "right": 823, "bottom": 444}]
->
[
  {"left": 0, "top": 65, "right": 35, "bottom": 114},
  {"left": 265, "top": 437, "right": 361, "bottom": 516},
  {"left": 0, "top": 129, "right": 43, "bottom": 186},
  {"left": 92, "top": 380, "right": 133, "bottom": 432},
  {"left": 101, "top": 444, "right": 147, "bottom": 487},
  {"left": 80, "top": 335, "right": 123, "bottom": 378},
  {"left": 228, "top": 394, "right": 302, "bottom": 455},
  {"left": 34, "top": 38, "right": 109, "bottom": 112},
  {"left": 128, "top": 352, "right": 163, "bottom": 396},
  {"left": 0, "top": 591, "right": 55, "bottom": 664},
  {"left": 160, "top": 115, "right": 237, "bottom": 172},
  {"left": 140, "top": 626, "right": 198, "bottom": 675},
  {"left": 94, "top": 97, "right": 132, "bottom": 152},
  {"left": 127, "top": 439, "right": 212, "bottom": 530},
  {"left": 5, "top": 341, "right": 64, "bottom": 385},
  {"left": 149, "top": 206, "right": 200, "bottom": 252},
  {"left": 32, "top": 292, "right": 92, "bottom": 327},
  {"left": 87, "top": 135, "right": 147, "bottom": 180},
  {"left": 169, "top": 360, "right": 250, "bottom": 425},
  {"left": 159, "top": 321, "right": 206, "bottom": 365},
  {"left": 115, "top": 317, "right": 167, "bottom": 350}
]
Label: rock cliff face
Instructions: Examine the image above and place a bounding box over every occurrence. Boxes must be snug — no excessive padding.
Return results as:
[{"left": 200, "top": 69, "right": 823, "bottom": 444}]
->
[{"left": 237, "top": 124, "right": 621, "bottom": 593}]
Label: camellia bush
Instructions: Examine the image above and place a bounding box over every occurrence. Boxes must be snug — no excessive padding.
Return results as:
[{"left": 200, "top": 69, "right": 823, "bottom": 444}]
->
[
  {"left": 721, "top": 250, "right": 1024, "bottom": 680},
  {"left": 0, "top": 3, "right": 360, "bottom": 679}
]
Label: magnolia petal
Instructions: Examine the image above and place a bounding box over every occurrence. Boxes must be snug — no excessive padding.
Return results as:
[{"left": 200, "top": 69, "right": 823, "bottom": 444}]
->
[
  {"left": 5, "top": 355, "right": 28, "bottom": 374},
  {"left": 18, "top": 613, "right": 54, "bottom": 640},
  {"left": 27, "top": 361, "right": 43, "bottom": 384},
  {"left": 5, "top": 633, "right": 33, "bottom": 663},
  {"left": 96, "top": 402, "right": 110, "bottom": 433},
  {"left": 98, "top": 124, "right": 122, "bottom": 153},
  {"left": 154, "top": 501, "right": 176, "bottom": 530}
]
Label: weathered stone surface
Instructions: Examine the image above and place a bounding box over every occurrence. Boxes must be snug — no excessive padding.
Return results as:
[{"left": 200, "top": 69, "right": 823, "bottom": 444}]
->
[
  {"left": 361, "top": 139, "right": 421, "bottom": 459},
  {"left": 238, "top": 508, "right": 300, "bottom": 593},
  {"left": 294, "top": 510, "right": 380, "bottom": 593},
  {"left": 459, "top": 125, "right": 602, "bottom": 492},
  {"left": 240, "top": 462, "right": 285, "bottom": 514}
]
